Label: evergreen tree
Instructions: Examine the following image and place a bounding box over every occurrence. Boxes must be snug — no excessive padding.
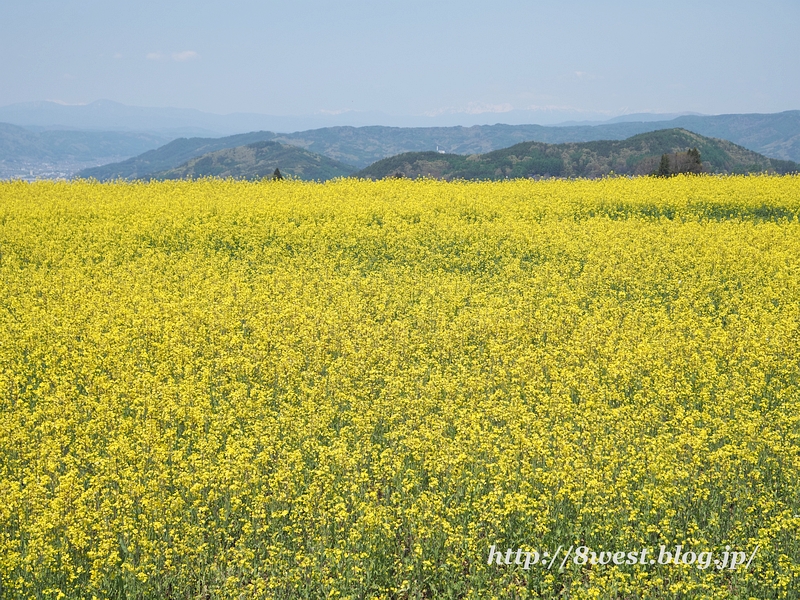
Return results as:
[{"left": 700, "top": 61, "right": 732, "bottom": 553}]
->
[
  {"left": 688, "top": 148, "right": 702, "bottom": 169},
  {"left": 273, "top": 168, "right": 283, "bottom": 180},
  {"left": 657, "top": 154, "right": 671, "bottom": 177}
]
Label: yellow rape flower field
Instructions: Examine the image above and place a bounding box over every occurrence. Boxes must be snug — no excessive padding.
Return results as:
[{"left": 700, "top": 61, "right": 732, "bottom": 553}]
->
[{"left": 1, "top": 175, "right": 799, "bottom": 599}]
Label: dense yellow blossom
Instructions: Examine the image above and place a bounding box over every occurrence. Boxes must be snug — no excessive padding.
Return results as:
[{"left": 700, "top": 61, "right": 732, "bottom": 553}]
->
[{"left": 1, "top": 175, "right": 799, "bottom": 599}]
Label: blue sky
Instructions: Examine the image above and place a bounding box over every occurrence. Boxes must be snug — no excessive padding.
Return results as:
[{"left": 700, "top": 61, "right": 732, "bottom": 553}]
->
[{"left": 2, "top": 0, "right": 798, "bottom": 123}]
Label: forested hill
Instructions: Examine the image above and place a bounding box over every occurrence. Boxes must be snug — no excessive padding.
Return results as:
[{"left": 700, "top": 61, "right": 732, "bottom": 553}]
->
[
  {"left": 357, "top": 129, "right": 799, "bottom": 180},
  {"left": 153, "top": 141, "right": 356, "bottom": 181},
  {"left": 77, "top": 131, "right": 279, "bottom": 180}
]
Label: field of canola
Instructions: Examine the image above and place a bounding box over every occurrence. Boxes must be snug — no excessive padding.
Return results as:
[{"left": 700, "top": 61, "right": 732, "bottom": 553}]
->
[{"left": 1, "top": 176, "right": 799, "bottom": 599}]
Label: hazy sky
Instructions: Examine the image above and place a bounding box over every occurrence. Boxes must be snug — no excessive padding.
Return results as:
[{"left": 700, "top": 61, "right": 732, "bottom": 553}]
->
[{"left": 2, "top": 0, "right": 798, "bottom": 120}]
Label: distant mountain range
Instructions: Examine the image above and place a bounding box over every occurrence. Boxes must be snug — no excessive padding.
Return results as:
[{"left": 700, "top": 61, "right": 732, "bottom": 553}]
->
[
  {"left": 0, "top": 122, "right": 172, "bottom": 180},
  {"left": 0, "top": 100, "right": 686, "bottom": 134},
  {"left": 271, "top": 111, "right": 800, "bottom": 166},
  {"left": 72, "top": 110, "right": 800, "bottom": 182},
  {"left": 0, "top": 122, "right": 172, "bottom": 161},
  {"left": 357, "top": 129, "right": 798, "bottom": 180},
  {"left": 79, "top": 129, "right": 797, "bottom": 183},
  {"left": 2, "top": 106, "right": 800, "bottom": 180}
]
